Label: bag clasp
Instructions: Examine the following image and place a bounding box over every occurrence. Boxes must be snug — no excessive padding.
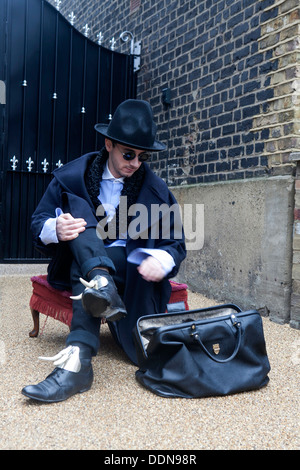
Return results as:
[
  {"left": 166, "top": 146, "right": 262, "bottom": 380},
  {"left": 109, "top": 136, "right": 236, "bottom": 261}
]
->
[
  {"left": 230, "top": 314, "right": 241, "bottom": 328},
  {"left": 190, "top": 324, "right": 199, "bottom": 339}
]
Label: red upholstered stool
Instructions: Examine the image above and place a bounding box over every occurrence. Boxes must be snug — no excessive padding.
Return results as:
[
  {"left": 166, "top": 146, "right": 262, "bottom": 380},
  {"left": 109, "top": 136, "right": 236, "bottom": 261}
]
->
[{"left": 29, "top": 275, "right": 189, "bottom": 337}]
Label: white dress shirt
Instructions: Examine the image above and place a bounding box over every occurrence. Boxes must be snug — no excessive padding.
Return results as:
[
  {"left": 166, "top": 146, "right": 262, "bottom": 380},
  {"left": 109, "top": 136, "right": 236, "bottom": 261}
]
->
[{"left": 39, "top": 161, "right": 175, "bottom": 275}]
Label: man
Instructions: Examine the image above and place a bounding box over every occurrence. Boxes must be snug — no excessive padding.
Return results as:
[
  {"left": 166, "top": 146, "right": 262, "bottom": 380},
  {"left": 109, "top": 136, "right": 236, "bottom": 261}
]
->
[{"left": 22, "top": 99, "right": 186, "bottom": 403}]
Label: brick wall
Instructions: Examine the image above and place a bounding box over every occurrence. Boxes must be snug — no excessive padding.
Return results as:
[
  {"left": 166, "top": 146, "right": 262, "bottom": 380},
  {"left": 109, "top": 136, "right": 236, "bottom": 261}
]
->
[
  {"left": 292, "top": 170, "right": 300, "bottom": 328},
  {"left": 258, "top": 0, "right": 300, "bottom": 330},
  {"left": 48, "top": 0, "right": 293, "bottom": 185},
  {"left": 48, "top": 0, "right": 300, "bottom": 328},
  {"left": 254, "top": 0, "right": 300, "bottom": 174}
]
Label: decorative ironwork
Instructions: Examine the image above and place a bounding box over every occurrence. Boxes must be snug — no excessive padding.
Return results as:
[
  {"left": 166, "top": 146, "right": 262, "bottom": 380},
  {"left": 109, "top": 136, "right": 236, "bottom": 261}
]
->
[
  {"left": 120, "top": 31, "right": 134, "bottom": 54},
  {"left": 41, "top": 158, "right": 49, "bottom": 173},
  {"left": 1, "top": 0, "right": 137, "bottom": 261},
  {"left": 68, "top": 11, "right": 75, "bottom": 26},
  {"left": 83, "top": 24, "right": 90, "bottom": 38},
  {"left": 133, "top": 41, "right": 141, "bottom": 72},
  {"left": 97, "top": 32, "right": 104, "bottom": 45},
  {"left": 26, "top": 157, "right": 34, "bottom": 172},
  {"left": 54, "top": 0, "right": 61, "bottom": 11},
  {"left": 110, "top": 37, "right": 117, "bottom": 50},
  {"left": 10, "top": 156, "right": 18, "bottom": 171},
  {"left": 120, "top": 31, "right": 141, "bottom": 71}
]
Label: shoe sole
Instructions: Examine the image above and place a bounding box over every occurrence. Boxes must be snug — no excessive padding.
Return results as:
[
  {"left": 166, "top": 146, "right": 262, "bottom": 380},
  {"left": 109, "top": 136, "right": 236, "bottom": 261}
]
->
[
  {"left": 106, "top": 309, "right": 127, "bottom": 322},
  {"left": 82, "top": 292, "right": 127, "bottom": 322},
  {"left": 82, "top": 292, "right": 108, "bottom": 317},
  {"left": 21, "top": 385, "right": 92, "bottom": 403}
]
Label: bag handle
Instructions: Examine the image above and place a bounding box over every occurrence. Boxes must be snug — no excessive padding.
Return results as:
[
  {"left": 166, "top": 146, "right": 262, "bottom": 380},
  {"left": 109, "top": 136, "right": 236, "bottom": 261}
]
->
[{"left": 191, "top": 315, "right": 242, "bottom": 363}]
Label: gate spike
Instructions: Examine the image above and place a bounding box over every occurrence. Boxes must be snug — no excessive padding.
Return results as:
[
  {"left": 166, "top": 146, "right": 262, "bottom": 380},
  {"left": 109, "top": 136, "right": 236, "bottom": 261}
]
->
[
  {"left": 97, "top": 32, "right": 103, "bottom": 45},
  {"left": 110, "top": 37, "right": 117, "bottom": 50},
  {"left": 83, "top": 24, "right": 90, "bottom": 37},
  {"left": 26, "top": 157, "right": 34, "bottom": 172},
  {"left": 69, "top": 12, "right": 76, "bottom": 26},
  {"left": 54, "top": 0, "right": 61, "bottom": 10},
  {"left": 10, "top": 156, "right": 18, "bottom": 171},
  {"left": 41, "top": 159, "right": 49, "bottom": 173}
]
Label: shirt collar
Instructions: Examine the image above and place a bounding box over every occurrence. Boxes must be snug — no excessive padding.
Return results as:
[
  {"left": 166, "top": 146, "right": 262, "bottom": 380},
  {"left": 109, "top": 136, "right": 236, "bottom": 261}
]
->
[{"left": 102, "top": 161, "right": 124, "bottom": 183}]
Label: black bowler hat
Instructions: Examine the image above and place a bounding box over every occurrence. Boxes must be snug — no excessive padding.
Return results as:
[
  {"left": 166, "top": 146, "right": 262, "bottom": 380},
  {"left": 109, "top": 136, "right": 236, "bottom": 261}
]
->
[{"left": 94, "top": 99, "right": 166, "bottom": 151}]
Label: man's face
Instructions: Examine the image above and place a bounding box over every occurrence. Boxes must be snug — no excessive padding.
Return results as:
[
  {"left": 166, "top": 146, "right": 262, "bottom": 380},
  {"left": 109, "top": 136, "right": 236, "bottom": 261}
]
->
[{"left": 105, "top": 139, "right": 147, "bottom": 179}]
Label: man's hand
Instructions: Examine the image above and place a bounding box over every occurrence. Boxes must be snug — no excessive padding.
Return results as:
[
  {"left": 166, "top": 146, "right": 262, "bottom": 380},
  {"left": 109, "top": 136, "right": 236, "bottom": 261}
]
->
[
  {"left": 137, "top": 256, "right": 165, "bottom": 282},
  {"left": 56, "top": 213, "right": 87, "bottom": 241}
]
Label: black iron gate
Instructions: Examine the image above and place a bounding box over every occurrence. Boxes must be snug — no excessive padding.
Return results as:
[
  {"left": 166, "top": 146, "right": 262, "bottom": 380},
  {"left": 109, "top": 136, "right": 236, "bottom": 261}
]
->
[{"left": 0, "top": 0, "right": 137, "bottom": 262}]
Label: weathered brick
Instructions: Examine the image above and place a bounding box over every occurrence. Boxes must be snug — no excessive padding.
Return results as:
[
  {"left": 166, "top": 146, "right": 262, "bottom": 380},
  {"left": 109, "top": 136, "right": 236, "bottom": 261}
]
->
[
  {"left": 47, "top": 0, "right": 300, "bottom": 187},
  {"left": 292, "top": 263, "right": 300, "bottom": 281}
]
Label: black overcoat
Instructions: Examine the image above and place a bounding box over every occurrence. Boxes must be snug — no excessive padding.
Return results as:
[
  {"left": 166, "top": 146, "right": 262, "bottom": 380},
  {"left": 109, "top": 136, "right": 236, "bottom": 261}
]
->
[{"left": 31, "top": 152, "right": 186, "bottom": 363}]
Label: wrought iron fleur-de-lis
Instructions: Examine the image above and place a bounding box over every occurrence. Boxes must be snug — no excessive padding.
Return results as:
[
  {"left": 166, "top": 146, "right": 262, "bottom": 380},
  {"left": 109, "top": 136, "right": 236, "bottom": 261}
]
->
[
  {"left": 10, "top": 155, "right": 18, "bottom": 171},
  {"left": 54, "top": 0, "right": 61, "bottom": 10},
  {"left": 56, "top": 160, "right": 63, "bottom": 168},
  {"left": 26, "top": 157, "right": 34, "bottom": 172},
  {"left": 83, "top": 24, "right": 90, "bottom": 37},
  {"left": 69, "top": 11, "right": 76, "bottom": 26},
  {"left": 41, "top": 158, "right": 49, "bottom": 173},
  {"left": 110, "top": 37, "right": 117, "bottom": 50},
  {"left": 97, "top": 32, "right": 103, "bottom": 45}
]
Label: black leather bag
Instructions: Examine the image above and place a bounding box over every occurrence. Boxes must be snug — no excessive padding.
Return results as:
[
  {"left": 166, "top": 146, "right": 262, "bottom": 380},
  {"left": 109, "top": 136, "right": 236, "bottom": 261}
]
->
[{"left": 133, "top": 303, "right": 271, "bottom": 398}]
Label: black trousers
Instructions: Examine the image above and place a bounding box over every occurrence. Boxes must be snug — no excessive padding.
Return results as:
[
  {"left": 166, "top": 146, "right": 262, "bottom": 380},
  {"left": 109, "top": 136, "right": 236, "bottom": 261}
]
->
[
  {"left": 47, "top": 194, "right": 172, "bottom": 364},
  {"left": 65, "top": 227, "right": 127, "bottom": 356}
]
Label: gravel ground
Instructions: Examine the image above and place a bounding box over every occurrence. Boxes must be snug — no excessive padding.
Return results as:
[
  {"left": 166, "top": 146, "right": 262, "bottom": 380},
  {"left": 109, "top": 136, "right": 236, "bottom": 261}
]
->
[{"left": 0, "top": 267, "right": 299, "bottom": 450}]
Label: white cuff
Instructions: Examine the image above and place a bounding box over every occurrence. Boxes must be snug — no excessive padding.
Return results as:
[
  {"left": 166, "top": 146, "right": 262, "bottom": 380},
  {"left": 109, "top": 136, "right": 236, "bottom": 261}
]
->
[
  {"left": 39, "top": 217, "right": 58, "bottom": 245},
  {"left": 39, "top": 208, "right": 63, "bottom": 245},
  {"left": 127, "top": 248, "right": 175, "bottom": 275}
]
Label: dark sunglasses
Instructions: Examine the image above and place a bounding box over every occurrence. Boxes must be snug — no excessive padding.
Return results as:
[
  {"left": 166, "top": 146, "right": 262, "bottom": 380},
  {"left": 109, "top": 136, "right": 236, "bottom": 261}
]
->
[{"left": 116, "top": 144, "right": 151, "bottom": 162}]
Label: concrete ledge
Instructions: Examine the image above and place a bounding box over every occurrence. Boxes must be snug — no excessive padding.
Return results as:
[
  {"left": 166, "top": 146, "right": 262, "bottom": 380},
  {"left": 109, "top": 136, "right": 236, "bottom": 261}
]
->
[
  {"left": 172, "top": 175, "right": 295, "bottom": 325},
  {"left": 0, "top": 264, "right": 47, "bottom": 277}
]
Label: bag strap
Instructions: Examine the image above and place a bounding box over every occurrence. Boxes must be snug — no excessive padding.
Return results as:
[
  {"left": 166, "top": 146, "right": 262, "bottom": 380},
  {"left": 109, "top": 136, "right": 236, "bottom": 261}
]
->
[{"left": 191, "top": 315, "right": 242, "bottom": 363}]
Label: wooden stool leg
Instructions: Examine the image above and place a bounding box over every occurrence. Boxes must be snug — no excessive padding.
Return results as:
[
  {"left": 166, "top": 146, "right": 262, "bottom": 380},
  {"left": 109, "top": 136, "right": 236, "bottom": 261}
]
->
[{"left": 29, "top": 308, "right": 40, "bottom": 337}]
